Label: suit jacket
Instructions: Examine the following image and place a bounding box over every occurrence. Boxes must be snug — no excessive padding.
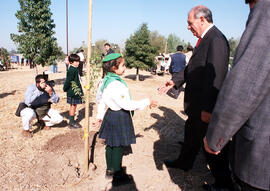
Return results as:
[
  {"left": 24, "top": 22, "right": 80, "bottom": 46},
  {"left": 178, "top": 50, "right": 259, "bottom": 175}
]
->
[
  {"left": 169, "top": 52, "right": 186, "bottom": 74},
  {"left": 106, "top": 48, "right": 115, "bottom": 55},
  {"left": 206, "top": 1, "right": 270, "bottom": 190},
  {"left": 172, "top": 26, "right": 229, "bottom": 117}
]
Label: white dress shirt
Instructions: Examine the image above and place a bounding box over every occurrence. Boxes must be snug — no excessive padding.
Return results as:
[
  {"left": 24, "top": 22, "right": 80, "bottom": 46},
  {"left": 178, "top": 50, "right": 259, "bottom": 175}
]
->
[
  {"left": 77, "top": 52, "right": 85, "bottom": 62},
  {"left": 97, "top": 80, "right": 150, "bottom": 120}
]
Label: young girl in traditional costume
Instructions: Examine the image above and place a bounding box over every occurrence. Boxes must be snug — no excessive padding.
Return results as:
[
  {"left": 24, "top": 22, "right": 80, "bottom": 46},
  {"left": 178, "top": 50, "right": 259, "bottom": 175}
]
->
[{"left": 94, "top": 53, "right": 157, "bottom": 186}]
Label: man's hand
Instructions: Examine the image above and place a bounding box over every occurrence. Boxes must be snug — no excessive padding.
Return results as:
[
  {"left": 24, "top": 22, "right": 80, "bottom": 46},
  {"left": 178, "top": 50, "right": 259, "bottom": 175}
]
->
[
  {"left": 203, "top": 137, "right": 220, "bottom": 155},
  {"left": 149, "top": 98, "right": 158, "bottom": 109},
  {"left": 201, "top": 111, "right": 211, "bottom": 123},
  {"left": 158, "top": 80, "right": 175, "bottom": 94},
  {"left": 45, "top": 85, "right": 53, "bottom": 96},
  {"left": 92, "top": 119, "right": 102, "bottom": 128}
]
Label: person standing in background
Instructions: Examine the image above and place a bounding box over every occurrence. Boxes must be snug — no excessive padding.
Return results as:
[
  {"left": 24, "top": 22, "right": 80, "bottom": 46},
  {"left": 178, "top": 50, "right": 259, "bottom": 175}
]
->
[
  {"left": 168, "top": 45, "right": 186, "bottom": 99},
  {"left": 169, "top": 45, "right": 186, "bottom": 75},
  {"left": 104, "top": 43, "right": 115, "bottom": 55},
  {"left": 77, "top": 49, "right": 85, "bottom": 76},
  {"left": 185, "top": 45, "right": 193, "bottom": 64}
]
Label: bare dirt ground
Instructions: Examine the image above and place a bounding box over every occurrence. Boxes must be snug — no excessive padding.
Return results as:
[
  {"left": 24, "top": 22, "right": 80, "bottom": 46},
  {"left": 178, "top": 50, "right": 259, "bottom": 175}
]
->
[{"left": 0, "top": 63, "right": 213, "bottom": 191}]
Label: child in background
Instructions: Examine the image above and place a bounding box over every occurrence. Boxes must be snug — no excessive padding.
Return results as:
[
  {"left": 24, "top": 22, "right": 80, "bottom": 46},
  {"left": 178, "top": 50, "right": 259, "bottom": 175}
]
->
[
  {"left": 93, "top": 53, "right": 157, "bottom": 186},
  {"left": 63, "top": 54, "right": 84, "bottom": 129}
]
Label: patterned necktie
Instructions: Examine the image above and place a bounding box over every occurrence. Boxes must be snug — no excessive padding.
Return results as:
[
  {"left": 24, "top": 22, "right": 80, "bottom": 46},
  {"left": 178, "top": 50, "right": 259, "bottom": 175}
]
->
[{"left": 196, "top": 37, "right": 202, "bottom": 48}]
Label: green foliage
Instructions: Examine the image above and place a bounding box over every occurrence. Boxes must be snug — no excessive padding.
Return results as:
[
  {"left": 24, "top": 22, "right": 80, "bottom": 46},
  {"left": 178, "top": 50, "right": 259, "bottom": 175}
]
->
[
  {"left": 0, "top": 48, "right": 10, "bottom": 67},
  {"left": 167, "top": 33, "right": 180, "bottom": 53},
  {"left": 124, "top": 23, "right": 156, "bottom": 72},
  {"left": 10, "top": 0, "right": 62, "bottom": 66},
  {"left": 150, "top": 31, "right": 166, "bottom": 54},
  {"left": 9, "top": 50, "right": 19, "bottom": 55},
  {"left": 71, "top": 62, "right": 102, "bottom": 100},
  {"left": 93, "top": 40, "right": 120, "bottom": 57},
  {"left": 167, "top": 33, "right": 188, "bottom": 53},
  {"left": 91, "top": 50, "right": 103, "bottom": 65},
  {"left": 110, "top": 43, "right": 120, "bottom": 53},
  {"left": 88, "top": 62, "right": 102, "bottom": 95},
  {"left": 228, "top": 37, "right": 239, "bottom": 57},
  {"left": 94, "top": 39, "right": 107, "bottom": 56},
  {"left": 71, "top": 81, "right": 85, "bottom": 102}
]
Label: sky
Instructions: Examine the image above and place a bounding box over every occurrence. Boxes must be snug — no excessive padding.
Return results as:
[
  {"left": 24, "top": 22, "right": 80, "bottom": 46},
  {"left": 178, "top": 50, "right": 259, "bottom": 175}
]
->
[{"left": 0, "top": 0, "right": 250, "bottom": 53}]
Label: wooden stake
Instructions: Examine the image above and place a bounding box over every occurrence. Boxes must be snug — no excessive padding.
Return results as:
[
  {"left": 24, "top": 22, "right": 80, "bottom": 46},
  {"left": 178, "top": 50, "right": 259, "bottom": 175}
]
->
[{"left": 84, "top": 0, "right": 93, "bottom": 173}]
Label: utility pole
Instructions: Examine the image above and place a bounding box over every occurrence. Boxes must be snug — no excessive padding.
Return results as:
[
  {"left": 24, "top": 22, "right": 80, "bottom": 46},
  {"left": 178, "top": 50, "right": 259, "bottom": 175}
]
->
[
  {"left": 164, "top": 39, "right": 167, "bottom": 54},
  {"left": 66, "top": 0, "right": 69, "bottom": 55}
]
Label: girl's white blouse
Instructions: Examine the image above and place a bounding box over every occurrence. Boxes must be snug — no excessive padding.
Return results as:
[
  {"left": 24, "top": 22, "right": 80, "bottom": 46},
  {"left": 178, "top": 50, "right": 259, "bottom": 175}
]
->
[{"left": 97, "top": 80, "right": 150, "bottom": 120}]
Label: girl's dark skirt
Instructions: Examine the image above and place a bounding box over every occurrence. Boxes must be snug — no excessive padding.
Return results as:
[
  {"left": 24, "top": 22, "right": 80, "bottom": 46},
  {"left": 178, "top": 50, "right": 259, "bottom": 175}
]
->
[
  {"left": 99, "top": 109, "right": 135, "bottom": 147},
  {"left": 67, "top": 97, "right": 83, "bottom": 104}
]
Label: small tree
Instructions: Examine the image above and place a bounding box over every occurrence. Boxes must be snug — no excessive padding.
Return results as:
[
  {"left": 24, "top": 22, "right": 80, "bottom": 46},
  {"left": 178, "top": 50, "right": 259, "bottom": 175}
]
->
[
  {"left": 125, "top": 23, "right": 156, "bottom": 81},
  {"left": 228, "top": 37, "right": 239, "bottom": 58},
  {"left": 167, "top": 33, "right": 181, "bottom": 53},
  {"left": 167, "top": 33, "right": 189, "bottom": 53},
  {"left": 0, "top": 47, "right": 10, "bottom": 69},
  {"left": 150, "top": 31, "right": 166, "bottom": 54},
  {"left": 110, "top": 43, "right": 120, "bottom": 53},
  {"left": 10, "top": 0, "right": 62, "bottom": 68},
  {"left": 94, "top": 39, "right": 107, "bottom": 55}
]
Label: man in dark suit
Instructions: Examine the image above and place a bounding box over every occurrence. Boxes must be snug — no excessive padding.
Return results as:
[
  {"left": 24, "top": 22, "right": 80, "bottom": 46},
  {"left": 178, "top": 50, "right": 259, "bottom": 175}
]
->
[
  {"left": 204, "top": 0, "right": 269, "bottom": 190},
  {"left": 159, "top": 5, "right": 232, "bottom": 191}
]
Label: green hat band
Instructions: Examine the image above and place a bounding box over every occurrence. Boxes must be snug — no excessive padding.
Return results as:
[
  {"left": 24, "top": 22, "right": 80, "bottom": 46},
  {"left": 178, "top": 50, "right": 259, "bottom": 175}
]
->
[{"left": 102, "top": 53, "right": 121, "bottom": 63}]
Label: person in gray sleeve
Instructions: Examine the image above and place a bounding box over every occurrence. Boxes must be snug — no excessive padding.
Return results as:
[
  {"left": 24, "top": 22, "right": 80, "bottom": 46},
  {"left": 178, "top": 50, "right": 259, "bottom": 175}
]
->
[
  {"left": 20, "top": 74, "right": 63, "bottom": 137},
  {"left": 204, "top": 0, "right": 270, "bottom": 190}
]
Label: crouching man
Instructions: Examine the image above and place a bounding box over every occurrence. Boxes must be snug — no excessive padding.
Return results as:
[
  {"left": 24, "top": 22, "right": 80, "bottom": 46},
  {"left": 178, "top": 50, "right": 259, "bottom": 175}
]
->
[{"left": 21, "top": 74, "right": 63, "bottom": 137}]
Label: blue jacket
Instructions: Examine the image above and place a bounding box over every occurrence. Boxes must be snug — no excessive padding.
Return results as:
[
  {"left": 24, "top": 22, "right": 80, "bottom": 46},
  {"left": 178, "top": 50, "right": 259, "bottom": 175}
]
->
[{"left": 169, "top": 52, "right": 186, "bottom": 74}]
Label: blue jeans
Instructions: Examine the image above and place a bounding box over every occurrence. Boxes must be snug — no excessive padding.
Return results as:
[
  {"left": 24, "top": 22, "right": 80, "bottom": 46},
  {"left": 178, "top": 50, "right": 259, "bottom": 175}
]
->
[{"left": 50, "top": 65, "right": 58, "bottom": 73}]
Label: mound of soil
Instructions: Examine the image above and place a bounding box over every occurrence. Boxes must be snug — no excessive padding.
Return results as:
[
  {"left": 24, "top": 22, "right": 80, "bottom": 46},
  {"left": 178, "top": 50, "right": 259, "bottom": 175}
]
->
[{"left": 43, "top": 130, "right": 84, "bottom": 152}]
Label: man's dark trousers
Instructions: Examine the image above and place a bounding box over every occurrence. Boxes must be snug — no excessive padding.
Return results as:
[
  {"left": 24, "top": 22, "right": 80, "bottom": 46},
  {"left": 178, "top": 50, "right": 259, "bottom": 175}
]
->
[{"left": 177, "top": 114, "right": 233, "bottom": 189}]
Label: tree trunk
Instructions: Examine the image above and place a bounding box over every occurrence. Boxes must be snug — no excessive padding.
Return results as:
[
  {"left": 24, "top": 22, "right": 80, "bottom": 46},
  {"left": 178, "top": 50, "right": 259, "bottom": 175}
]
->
[
  {"left": 136, "top": 68, "right": 139, "bottom": 81},
  {"left": 35, "top": 63, "right": 38, "bottom": 76}
]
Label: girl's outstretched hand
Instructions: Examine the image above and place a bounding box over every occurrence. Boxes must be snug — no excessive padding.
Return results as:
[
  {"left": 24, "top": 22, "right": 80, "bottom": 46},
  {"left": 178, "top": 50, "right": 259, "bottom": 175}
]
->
[
  {"left": 92, "top": 119, "right": 102, "bottom": 128},
  {"left": 149, "top": 98, "right": 158, "bottom": 109}
]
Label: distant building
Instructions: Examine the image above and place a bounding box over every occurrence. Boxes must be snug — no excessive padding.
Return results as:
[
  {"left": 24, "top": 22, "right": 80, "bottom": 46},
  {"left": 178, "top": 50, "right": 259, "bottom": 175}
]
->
[{"left": 10, "top": 54, "right": 25, "bottom": 65}]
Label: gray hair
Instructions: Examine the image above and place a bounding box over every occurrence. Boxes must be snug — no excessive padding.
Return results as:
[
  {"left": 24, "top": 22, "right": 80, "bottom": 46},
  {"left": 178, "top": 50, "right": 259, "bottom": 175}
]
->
[{"left": 191, "top": 5, "right": 213, "bottom": 23}]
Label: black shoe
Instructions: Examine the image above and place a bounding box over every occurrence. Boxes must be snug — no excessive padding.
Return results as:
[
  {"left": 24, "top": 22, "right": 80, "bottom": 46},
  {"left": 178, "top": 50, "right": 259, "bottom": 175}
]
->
[
  {"left": 202, "top": 183, "right": 233, "bottom": 191},
  {"left": 164, "top": 159, "right": 190, "bottom": 171},
  {"left": 178, "top": 141, "right": 184, "bottom": 145},
  {"left": 112, "top": 171, "right": 133, "bottom": 187},
  {"left": 68, "top": 123, "right": 82, "bottom": 129},
  {"left": 203, "top": 183, "right": 212, "bottom": 191},
  {"left": 105, "top": 169, "right": 113, "bottom": 179}
]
